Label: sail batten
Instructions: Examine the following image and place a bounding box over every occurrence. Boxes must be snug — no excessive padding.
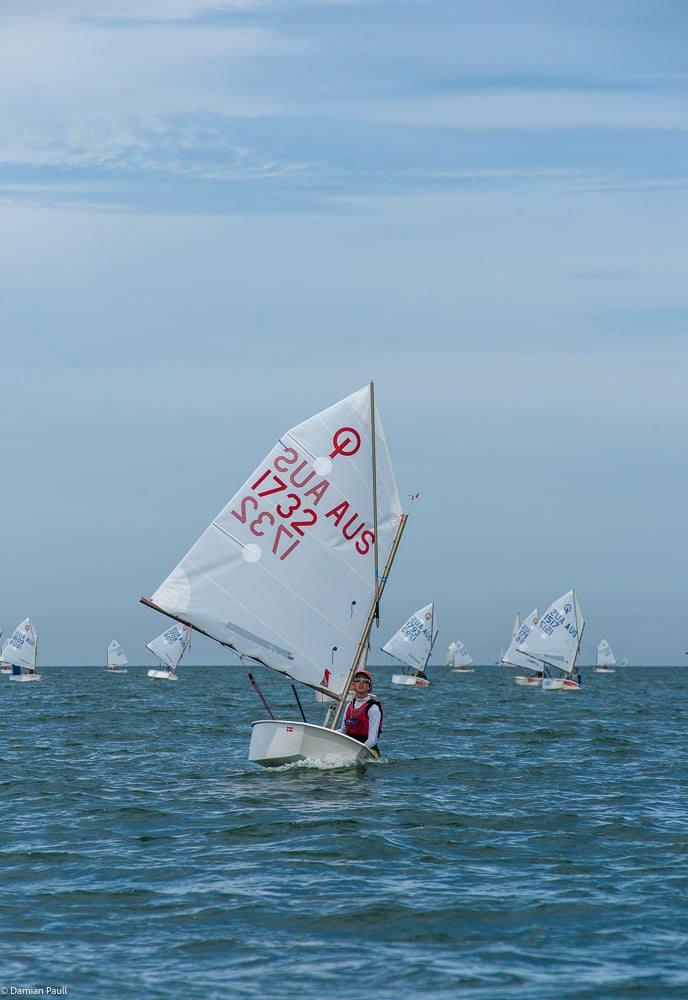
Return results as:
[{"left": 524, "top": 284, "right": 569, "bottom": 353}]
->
[{"left": 144, "top": 385, "right": 403, "bottom": 698}]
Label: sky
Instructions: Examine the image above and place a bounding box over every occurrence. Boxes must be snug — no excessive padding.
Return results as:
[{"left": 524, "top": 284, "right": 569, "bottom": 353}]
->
[{"left": 1, "top": 0, "right": 687, "bottom": 666}]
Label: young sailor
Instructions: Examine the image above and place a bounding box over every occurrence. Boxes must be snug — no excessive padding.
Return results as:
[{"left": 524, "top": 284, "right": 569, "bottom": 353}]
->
[{"left": 339, "top": 669, "right": 383, "bottom": 757}]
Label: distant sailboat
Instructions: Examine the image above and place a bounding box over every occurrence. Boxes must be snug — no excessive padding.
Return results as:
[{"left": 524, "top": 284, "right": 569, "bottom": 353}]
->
[
  {"left": 497, "top": 612, "right": 521, "bottom": 664},
  {"left": 517, "top": 590, "right": 585, "bottom": 691},
  {"left": 594, "top": 638, "right": 616, "bottom": 673},
  {"left": 501, "top": 608, "right": 543, "bottom": 686},
  {"left": 141, "top": 382, "right": 408, "bottom": 767},
  {"left": 447, "top": 639, "right": 474, "bottom": 673},
  {"left": 384, "top": 602, "right": 437, "bottom": 687},
  {"left": 0, "top": 630, "right": 9, "bottom": 673},
  {"left": 106, "top": 639, "right": 128, "bottom": 674},
  {"left": 146, "top": 623, "right": 190, "bottom": 681},
  {"left": 3, "top": 618, "right": 41, "bottom": 682}
]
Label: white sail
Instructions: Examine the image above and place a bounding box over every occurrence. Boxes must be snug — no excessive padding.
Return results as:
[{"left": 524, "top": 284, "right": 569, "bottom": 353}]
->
[
  {"left": 511, "top": 613, "right": 522, "bottom": 640},
  {"left": 597, "top": 639, "right": 616, "bottom": 667},
  {"left": 517, "top": 590, "right": 584, "bottom": 673},
  {"left": 108, "top": 640, "right": 128, "bottom": 669},
  {"left": 451, "top": 640, "right": 473, "bottom": 668},
  {"left": 502, "top": 608, "right": 541, "bottom": 672},
  {"left": 445, "top": 640, "right": 458, "bottom": 666},
  {"left": 2, "top": 618, "right": 37, "bottom": 670},
  {"left": 382, "top": 603, "right": 435, "bottom": 670},
  {"left": 146, "top": 385, "right": 403, "bottom": 698},
  {"left": 146, "top": 624, "right": 190, "bottom": 670}
]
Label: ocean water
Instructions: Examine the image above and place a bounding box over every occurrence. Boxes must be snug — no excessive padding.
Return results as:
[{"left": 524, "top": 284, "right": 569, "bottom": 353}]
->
[{"left": 1, "top": 665, "right": 687, "bottom": 999}]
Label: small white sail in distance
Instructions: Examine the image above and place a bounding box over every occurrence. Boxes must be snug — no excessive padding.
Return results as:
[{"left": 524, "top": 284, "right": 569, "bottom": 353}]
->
[
  {"left": 502, "top": 608, "right": 541, "bottom": 672},
  {"left": 382, "top": 603, "right": 435, "bottom": 670},
  {"left": 108, "top": 640, "right": 128, "bottom": 669},
  {"left": 445, "top": 640, "right": 458, "bottom": 666},
  {"left": 142, "top": 384, "right": 403, "bottom": 698},
  {"left": 450, "top": 640, "right": 473, "bottom": 668},
  {"left": 146, "top": 623, "right": 190, "bottom": 671},
  {"left": 2, "top": 618, "right": 37, "bottom": 670},
  {"left": 517, "top": 590, "right": 584, "bottom": 673},
  {"left": 597, "top": 639, "right": 616, "bottom": 667}
]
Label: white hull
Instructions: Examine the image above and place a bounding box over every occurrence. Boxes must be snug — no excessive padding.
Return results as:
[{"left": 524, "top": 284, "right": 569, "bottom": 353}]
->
[
  {"left": 0, "top": 666, "right": 11, "bottom": 674},
  {"left": 593, "top": 668, "right": 615, "bottom": 673},
  {"left": 543, "top": 677, "right": 581, "bottom": 691},
  {"left": 105, "top": 668, "right": 128, "bottom": 674},
  {"left": 9, "top": 672, "right": 42, "bottom": 683},
  {"left": 392, "top": 674, "right": 430, "bottom": 686},
  {"left": 451, "top": 668, "right": 474, "bottom": 673},
  {"left": 514, "top": 675, "right": 542, "bottom": 686},
  {"left": 249, "top": 720, "right": 375, "bottom": 768},
  {"left": 147, "top": 669, "right": 177, "bottom": 680}
]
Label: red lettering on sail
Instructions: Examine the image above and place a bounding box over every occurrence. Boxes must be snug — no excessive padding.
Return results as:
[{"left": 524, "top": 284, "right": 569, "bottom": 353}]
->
[{"left": 325, "top": 501, "right": 350, "bottom": 526}]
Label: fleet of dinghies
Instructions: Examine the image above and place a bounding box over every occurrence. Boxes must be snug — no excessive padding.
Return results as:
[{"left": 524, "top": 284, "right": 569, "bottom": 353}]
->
[
  {"left": 0, "top": 385, "right": 624, "bottom": 732},
  {"left": 140, "top": 381, "right": 407, "bottom": 768},
  {"left": 447, "top": 639, "right": 474, "bottom": 672},
  {"left": 514, "top": 590, "right": 585, "bottom": 691},
  {"left": 384, "top": 602, "right": 437, "bottom": 687},
  {"left": 146, "top": 623, "right": 190, "bottom": 681},
  {"left": 2, "top": 618, "right": 41, "bottom": 682}
]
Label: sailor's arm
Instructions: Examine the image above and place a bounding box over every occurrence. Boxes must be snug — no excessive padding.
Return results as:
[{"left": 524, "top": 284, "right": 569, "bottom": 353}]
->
[{"left": 363, "top": 704, "right": 381, "bottom": 748}]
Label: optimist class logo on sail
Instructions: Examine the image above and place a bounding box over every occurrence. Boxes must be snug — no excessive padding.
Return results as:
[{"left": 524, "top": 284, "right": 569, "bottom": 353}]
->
[{"left": 223, "top": 426, "right": 376, "bottom": 563}]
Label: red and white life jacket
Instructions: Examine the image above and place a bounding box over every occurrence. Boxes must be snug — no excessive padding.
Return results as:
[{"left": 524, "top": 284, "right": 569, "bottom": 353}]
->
[{"left": 343, "top": 697, "right": 383, "bottom": 743}]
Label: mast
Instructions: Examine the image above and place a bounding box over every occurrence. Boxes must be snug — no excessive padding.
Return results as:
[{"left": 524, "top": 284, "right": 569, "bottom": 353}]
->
[
  {"left": 370, "top": 380, "right": 380, "bottom": 627},
  {"left": 330, "top": 513, "right": 407, "bottom": 729},
  {"left": 423, "top": 614, "right": 439, "bottom": 672}
]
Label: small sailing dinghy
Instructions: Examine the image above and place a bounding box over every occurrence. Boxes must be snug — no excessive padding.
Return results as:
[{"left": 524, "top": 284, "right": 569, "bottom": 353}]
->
[
  {"left": 447, "top": 639, "right": 474, "bottom": 672},
  {"left": 146, "top": 623, "right": 190, "bottom": 680},
  {"left": 500, "top": 608, "right": 544, "bottom": 685},
  {"left": 497, "top": 613, "right": 521, "bottom": 665},
  {"left": 0, "top": 630, "right": 10, "bottom": 674},
  {"left": 141, "top": 382, "right": 408, "bottom": 767},
  {"left": 517, "top": 590, "right": 585, "bottom": 691},
  {"left": 3, "top": 618, "right": 41, "bottom": 682},
  {"left": 594, "top": 639, "right": 616, "bottom": 673},
  {"left": 106, "top": 639, "right": 128, "bottom": 674},
  {"left": 384, "top": 603, "right": 437, "bottom": 686}
]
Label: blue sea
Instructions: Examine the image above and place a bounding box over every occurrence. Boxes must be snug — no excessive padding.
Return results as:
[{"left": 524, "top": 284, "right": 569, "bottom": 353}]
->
[{"left": 1, "top": 666, "right": 687, "bottom": 998}]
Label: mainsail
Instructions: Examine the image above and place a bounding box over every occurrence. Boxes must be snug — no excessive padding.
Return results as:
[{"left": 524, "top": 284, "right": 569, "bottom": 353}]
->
[
  {"left": 108, "top": 640, "right": 128, "bottom": 670},
  {"left": 143, "top": 385, "right": 403, "bottom": 698},
  {"left": 382, "top": 603, "right": 435, "bottom": 670},
  {"left": 450, "top": 640, "right": 473, "bottom": 668},
  {"left": 511, "top": 613, "right": 522, "bottom": 640},
  {"left": 597, "top": 639, "right": 616, "bottom": 667},
  {"left": 502, "top": 608, "right": 541, "bottom": 672},
  {"left": 1, "top": 618, "right": 37, "bottom": 670},
  {"left": 146, "top": 624, "right": 190, "bottom": 671},
  {"left": 517, "top": 590, "right": 584, "bottom": 673}
]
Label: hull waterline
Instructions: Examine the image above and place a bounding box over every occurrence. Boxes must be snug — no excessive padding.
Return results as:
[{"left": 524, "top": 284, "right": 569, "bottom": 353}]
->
[
  {"left": 249, "top": 720, "right": 375, "bottom": 768},
  {"left": 392, "top": 674, "right": 430, "bottom": 687},
  {"left": 514, "top": 675, "right": 542, "bottom": 686}
]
